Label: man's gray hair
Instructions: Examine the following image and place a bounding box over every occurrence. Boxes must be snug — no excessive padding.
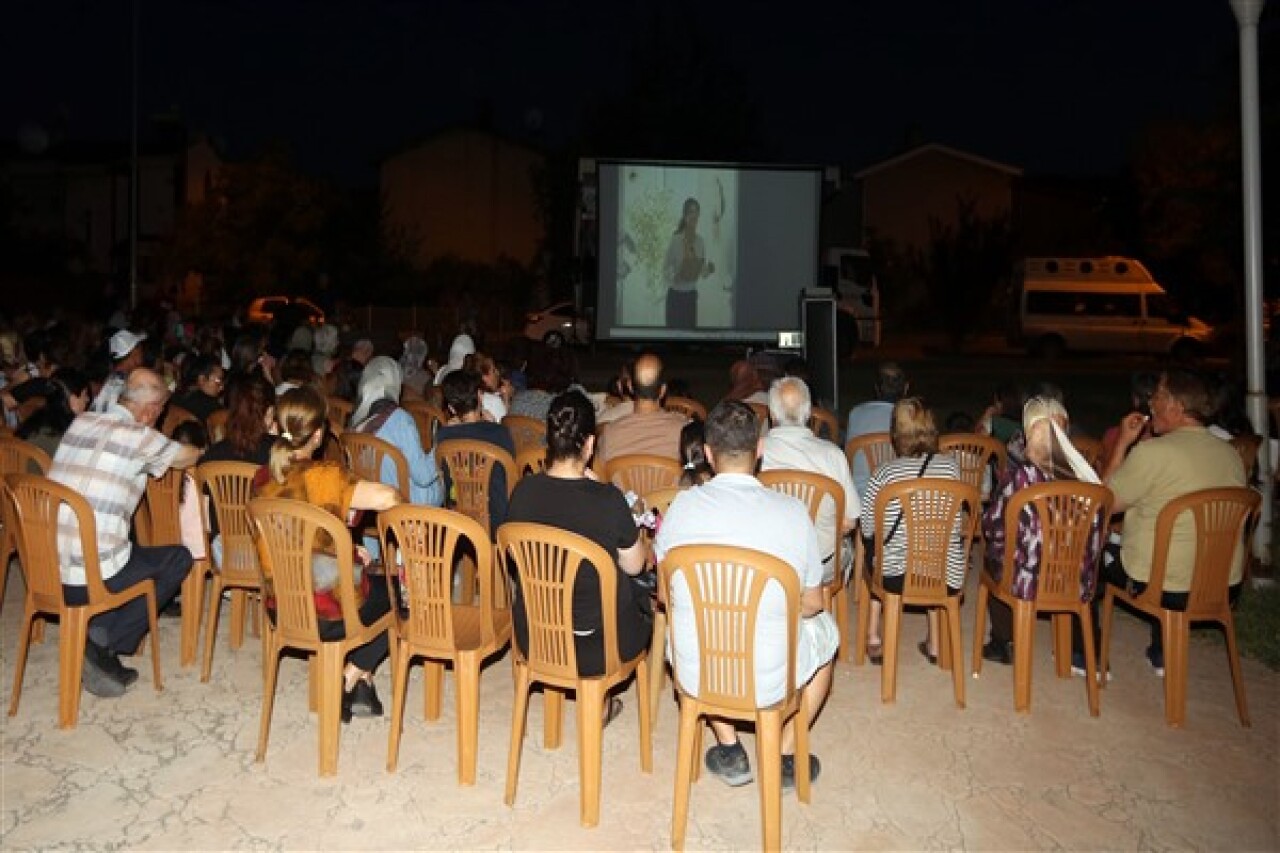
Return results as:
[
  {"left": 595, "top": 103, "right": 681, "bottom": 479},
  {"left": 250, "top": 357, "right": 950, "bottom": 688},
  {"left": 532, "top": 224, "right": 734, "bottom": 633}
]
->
[
  {"left": 767, "top": 376, "right": 811, "bottom": 427},
  {"left": 120, "top": 372, "right": 169, "bottom": 406}
]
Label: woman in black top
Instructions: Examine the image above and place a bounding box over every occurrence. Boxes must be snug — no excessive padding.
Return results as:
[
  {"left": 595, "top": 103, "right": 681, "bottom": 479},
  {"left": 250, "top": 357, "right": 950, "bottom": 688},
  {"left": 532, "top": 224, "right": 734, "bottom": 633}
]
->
[
  {"left": 505, "top": 390, "right": 652, "bottom": 678},
  {"left": 200, "top": 373, "right": 276, "bottom": 466}
]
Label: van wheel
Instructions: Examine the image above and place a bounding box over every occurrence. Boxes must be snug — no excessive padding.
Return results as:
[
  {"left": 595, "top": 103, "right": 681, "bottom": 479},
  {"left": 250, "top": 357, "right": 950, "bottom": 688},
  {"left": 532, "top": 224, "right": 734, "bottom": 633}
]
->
[
  {"left": 1034, "top": 335, "right": 1065, "bottom": 359},
  {"left": 1171, "top": 339, "right": 1201, "bottom": 363}
]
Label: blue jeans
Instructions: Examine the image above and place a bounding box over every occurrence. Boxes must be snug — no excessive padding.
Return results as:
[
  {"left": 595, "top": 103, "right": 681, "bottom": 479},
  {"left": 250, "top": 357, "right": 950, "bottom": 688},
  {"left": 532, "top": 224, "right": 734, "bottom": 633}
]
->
[{"left": 62, "top": 545, "right": 192, "bottom": 655}]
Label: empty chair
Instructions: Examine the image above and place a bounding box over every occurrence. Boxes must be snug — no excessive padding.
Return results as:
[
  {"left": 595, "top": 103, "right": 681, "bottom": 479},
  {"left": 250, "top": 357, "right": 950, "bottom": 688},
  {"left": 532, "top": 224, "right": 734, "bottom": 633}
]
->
[
  {"left": 1100, "top": 487, "right": 1260, "bottom": 728},
  {"left": 602, "top": 453, "right": 682, "bottom": 497},
  {"left": 196, "top": 461, "right": 263, "bottom": 682},
  {"left": 137, "top": 467, "right": 209, "bottom": 667},
  {"left": 0, "top": 436, "right": 52, "bottom": 615},
  {"left": 5, "top": 474, "right": 163, "bottom": 728}
]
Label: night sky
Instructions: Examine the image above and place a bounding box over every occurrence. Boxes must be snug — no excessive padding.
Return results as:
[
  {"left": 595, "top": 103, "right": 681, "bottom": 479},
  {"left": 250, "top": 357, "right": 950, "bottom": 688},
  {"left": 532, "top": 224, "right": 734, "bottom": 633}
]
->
[{"left": 2, "top": 0, "right": 1265, "bottom": 185}]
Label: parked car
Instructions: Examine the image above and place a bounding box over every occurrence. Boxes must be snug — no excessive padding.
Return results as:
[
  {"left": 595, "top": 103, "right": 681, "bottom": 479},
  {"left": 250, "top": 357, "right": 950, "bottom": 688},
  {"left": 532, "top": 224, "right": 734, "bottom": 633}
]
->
[
  {"left": 244, "top": 296, "right": 326, "bottom": 327},
  {"left": 523, "top": 302, "right": 592, "bottom": 347}
]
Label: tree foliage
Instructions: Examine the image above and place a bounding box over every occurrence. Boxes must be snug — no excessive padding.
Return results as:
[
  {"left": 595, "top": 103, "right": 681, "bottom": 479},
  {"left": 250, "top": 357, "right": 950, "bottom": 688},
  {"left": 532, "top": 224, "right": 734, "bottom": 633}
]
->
[{"left": 920, "top": 197, "right": 1012, "bottom": 349}]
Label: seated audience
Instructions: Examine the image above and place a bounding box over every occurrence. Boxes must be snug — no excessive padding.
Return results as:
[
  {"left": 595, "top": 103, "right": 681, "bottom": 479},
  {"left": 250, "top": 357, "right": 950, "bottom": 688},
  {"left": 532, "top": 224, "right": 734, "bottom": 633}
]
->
[
  {"left": 349, "top": 356, "right": 444, "bottom": 507},
  {"left": 173, "top": 354, "right": 226, "bottom": 423},
  {"left": 435, "top": 369, "right": 516, "bottom": 532},
  {"left": 11, "top": 369, "right": 90, "bottom": 459}
]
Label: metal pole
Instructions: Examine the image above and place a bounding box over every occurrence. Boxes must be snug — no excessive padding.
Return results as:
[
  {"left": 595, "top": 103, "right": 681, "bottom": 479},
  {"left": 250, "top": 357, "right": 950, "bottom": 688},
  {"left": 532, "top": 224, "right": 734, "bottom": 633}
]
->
[
  {"left": 1229, "top": 0, "right": 1269, "bottom": 565},
  {"left": 129, "top": 0, "right": 139, "bottom": 312}
]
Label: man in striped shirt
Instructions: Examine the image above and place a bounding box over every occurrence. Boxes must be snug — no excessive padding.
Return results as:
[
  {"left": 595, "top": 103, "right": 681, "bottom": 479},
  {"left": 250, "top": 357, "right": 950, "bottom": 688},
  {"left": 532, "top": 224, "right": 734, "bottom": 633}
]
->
[{"left": 50, "top": 368, "right": 200, "bottom": 697}]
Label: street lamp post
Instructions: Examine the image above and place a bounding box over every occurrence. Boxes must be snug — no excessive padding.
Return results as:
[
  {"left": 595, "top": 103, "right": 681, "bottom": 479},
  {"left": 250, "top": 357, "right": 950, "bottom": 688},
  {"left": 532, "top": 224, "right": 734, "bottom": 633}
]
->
[{"left": 1228, "top": 0, "right": 1269, "bottom": 567}]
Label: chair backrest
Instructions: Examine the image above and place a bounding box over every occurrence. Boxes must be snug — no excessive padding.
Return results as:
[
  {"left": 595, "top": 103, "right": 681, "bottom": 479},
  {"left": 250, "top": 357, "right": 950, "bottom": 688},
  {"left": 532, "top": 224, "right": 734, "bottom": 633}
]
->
[
  {"left": 999, "top": 480, "right": 1114, "bottom": 606},
  {"left": 247, "top": 497, "right": 364, "bottom": 646},
  {"left": 340, "top": 431, "right": 410, "bottom": 501},
  {"left": 378, "top": 505, "right": 507, "bottom": 654},
  {"left": 938, "top": 433, "right": 1006, "bottom": 493},
  {"left": 664, "top": 396, "right": 707, "bottom": 422},
  {"left": 435, "top": 438, "right": 517, "bottom": 535},
  {"left": 501, "top": 414, "right": 547, "bottom": 457},
  {"left": 403, "top": 401, "right": 447, "bottom": 452},
  {"left": 845, "top": 431, "right": 897, "bottom": 477},
  {"left": 206, "top": 409, "right": 230, "bottom": 443},
  {"left": 0, "top": 436, "right": 52, "bottom": 476},
  {"left": 757, "top": 469, "right": 845, "bottom": 569},
  {"left": 196, "top": 461, "right": 261, "bottom": 584},
  {"left": 808, "top": 407, "right": 840, "bottom": 443},
  {"left": 603, "top": 454, "right": 683, "bottom": 497},
  {"left": 496, "top": 521, "right": 621, "bottom": 681},
  {"left": 138, "top": 467, "right": 185, "bottom": 547},
  {"left": 1070, "top": 434, "right": 1105, "bottom": 472},
  {"left": 515, "top": 445, "right": 547, "bottom": 479},
  {"left": 1228, "top": 434, "right": 1263, "bottom": 482},
  {"left": 3, "top": 473, "right": 107, "bottom": 602},
  {"left": 658, "top": 544, "right": 800, "bottom": 712},
  {"left": 161, "top": 403, "right": 198, "bottom": 437},
  {"left": 1149, "top": 487, "right": 1260, "bottom": 618},
  {"left": 871, "top": 477, "right": 980, "bottom": 599},
  {"left": 325, "top": 397, "right": 353, "bottom": 435},
  {"left": 640, "top": 486, "right": 683, "bottom": 519}
]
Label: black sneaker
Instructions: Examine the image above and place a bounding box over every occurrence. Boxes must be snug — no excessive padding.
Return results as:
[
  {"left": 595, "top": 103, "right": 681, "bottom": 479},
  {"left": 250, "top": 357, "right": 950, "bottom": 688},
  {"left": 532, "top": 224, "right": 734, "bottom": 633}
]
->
[
  {"left": 705, "top": 742, "right": 753, "bottom": 787},
  {"left": 348, "top": 679, "right": 383, "bottom": 718},
  {"left": 87, "top": 640, "right": 138, "bottom": 688},
  {"left": 781, "top": 753, "right": 821, "bottom": 791},
  {"left": 982, "top": 639, "right": 1013, "bottom": 665},
  {"left": 1145, "top": 645, "right": 1165, "bottom": 678},
  {"left": 81, "top": 643, "right": 126, "bottom": 698},
  {"left": 160, "top": 599, "right": 182, "bottom": 619}
]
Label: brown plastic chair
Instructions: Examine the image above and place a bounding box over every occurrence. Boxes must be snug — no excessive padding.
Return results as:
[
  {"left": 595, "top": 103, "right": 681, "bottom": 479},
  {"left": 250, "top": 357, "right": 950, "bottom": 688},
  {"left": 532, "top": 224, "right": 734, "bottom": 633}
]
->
[
  {"left": 248, "top": 496, "right": 395, "bottom": 776},
  {"left": 340, "top": 432, "right": 411, "bottom": 501},
  {"left": 758, "top": 469, "right": 852, "bottom": 663},
  {"left": 514, "top": 446, "right": 547, "bottom": 479},
  {"left": 854, "top": 478, "right": 980, "bottom": 706},
  {"left": 658, "top": 544, "right": 811, "bottom": 853},
  {"left": 378, "top": 506, "right": 512, "bottom": 782},
  {"left": 196, "top": 461, "right": 263, "bottom": 682},
  {"left": 501, "top": 414, "right": 546, "bottom": 457},
  {"left": 971, "top": 481, "right": 1113, "bottom": 716},
  {"left": 939, "top": 433, "right": 1007, "bottom": 494},
  {"left": 1100, "top": 487, "right": 1260, "bottom": 728},
  {"left": 4, "top": 474, "right": 163, "bottom": 728},
  {"left": 137, "top": 467, "right": 209, "bottom": 668},
  {"left": 497, "top": 521, "right": 652, "bottom": 828},
  {"left": 664, "top": 396, "right": 707, "bottom": 421},
  {"left": 0, "top": 437, "right": 52, "bottom": 617},
  {"left": 325, "top": 396, "right": 353, "bottom": 434},
  {"left": 206, "top": 408, "right": 230, "bottom": 443},
  {"left": 844, "top": 431, "right": 897, "bottom": 477},
  {"left": 161, "top": 403, "right": 198, "bottom": 436},
  {"left": 403, "top": 401, "right": 447, "bottom": 452},
  {"left": 436, "top": 438, "right": 517, "bottom": 602},
  {"left": 746, "top": 401, "right": 771, "bottom": 431},
  {"left": 808, "top": 407, "right": 840, "bottom": 443},
  {"left": 1229, "top": 434, "right": 1262, "bottom": 483},
  {"left": 1070, "top": 434, "right": 1105, "bottom": 472},
  {"left": 602, "top": 454, "right": 683, "bottom": 497}
]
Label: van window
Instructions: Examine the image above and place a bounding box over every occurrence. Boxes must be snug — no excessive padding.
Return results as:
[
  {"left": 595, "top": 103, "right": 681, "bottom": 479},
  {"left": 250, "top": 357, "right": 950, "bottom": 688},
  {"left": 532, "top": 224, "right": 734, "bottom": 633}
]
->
[
  {"left": 1026, "top": 291, "right": 1078, "bottom": 314},
  {"left": 1079, "top": 293, "right": 1140, "bottom": 317},
  {"left": 1146, "top": 294, "right": 1171, "bottom": 319}
]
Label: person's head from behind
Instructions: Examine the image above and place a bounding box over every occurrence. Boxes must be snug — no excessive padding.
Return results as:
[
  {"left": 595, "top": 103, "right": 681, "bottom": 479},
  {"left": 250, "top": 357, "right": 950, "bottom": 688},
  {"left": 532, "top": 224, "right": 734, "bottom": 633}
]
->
[
  {"left": 1152, "top": 368, "right": 1214, "bottom": 434},
  {"left": 350, "top": 338, "right": 374, "bottom": 365},
  {"left": 442, "top": 369, "right": 482, "bottom": 420},
  {"left": 767, "top": 377, "right": 812, "bottom": 429},
  {"left": 632, "top": 352, "right": 665, "bottom": 403},
  {"left": 874, "top": 362, "right": 908, "bottom": 403},
  {"left": 525, "top": 346, "right": 575, "bottom": 394},
  {"left": 279, "top": 349, "right": 315, "bottom": 388},
  {"left": 171, "top": 419, "right": 209, "bottom": 450},
  {"left": 353, "top": 355, "right": 402, "bottom": 424},
  {"left": 678, "top": 419, "right": 713, "bottom": 486},
  {"left": 225, "top": 372, "right": 276, "bottom": 458},
  {"left": 890, "top": 397, "right": 938, "bottom": 457},
  {"left": 229, "top": 332, "right": 265, "bottom": 375},
  {"left": 546, "top": 390, "right": 596, "bottom": 465},
  {"left": 118, "top": 368, "right": 170, "bottom": 427},
  {"left": 704, "top": 401, "right": 759, "bottom": 474},
  {"left": 1022, "top": 396, "right": 1070, "bottom": 473},
  {"left": 268, "top": 386, "right": 328, "bottom": 483},
  {"left": 676, "top": 197, "right": 700, "bottom": 234}
]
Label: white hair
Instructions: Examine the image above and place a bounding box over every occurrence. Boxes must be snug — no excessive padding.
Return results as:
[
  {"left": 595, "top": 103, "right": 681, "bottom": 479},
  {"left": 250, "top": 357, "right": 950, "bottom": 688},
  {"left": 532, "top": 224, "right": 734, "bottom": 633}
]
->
[
  {"left": 767, "top": 377, "right": 811, "bottom": 427},
  {"left": 352, "top": 356, "right": 403, "bottom": 426}
]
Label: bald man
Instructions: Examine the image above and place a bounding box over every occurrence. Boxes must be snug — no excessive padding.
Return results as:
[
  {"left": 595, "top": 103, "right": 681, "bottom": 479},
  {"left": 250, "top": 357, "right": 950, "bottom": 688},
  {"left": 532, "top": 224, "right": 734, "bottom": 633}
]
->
[
  {"left": 594, "top": 352, "right": 687, "bottom": 467},
  {"left": 49, "top": 368, "right": 200, "bottom": 698}
]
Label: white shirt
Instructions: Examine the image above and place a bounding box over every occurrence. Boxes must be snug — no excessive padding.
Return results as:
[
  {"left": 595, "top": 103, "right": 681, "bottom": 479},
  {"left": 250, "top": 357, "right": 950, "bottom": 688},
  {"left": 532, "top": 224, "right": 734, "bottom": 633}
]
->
[
  {"left": 761, "top": 424, "right": 860, "bottom": 576},
  {"left": 654, "top": 473, "right": 826, "bottom": 706}
]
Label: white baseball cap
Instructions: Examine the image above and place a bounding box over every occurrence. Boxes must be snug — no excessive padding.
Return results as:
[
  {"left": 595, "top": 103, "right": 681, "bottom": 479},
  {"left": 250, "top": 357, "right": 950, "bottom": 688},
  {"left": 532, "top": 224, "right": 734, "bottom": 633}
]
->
[{"left": 109, "top": 330, "right": 147, "bottom": 360}]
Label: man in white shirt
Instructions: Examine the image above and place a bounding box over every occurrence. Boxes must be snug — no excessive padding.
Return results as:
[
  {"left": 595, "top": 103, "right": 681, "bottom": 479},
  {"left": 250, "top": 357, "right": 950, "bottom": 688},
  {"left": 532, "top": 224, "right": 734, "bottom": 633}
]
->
[
  {"left": 761, "top": 377, "right": 860, "bottom": 583},
  {"left": 655, "top": 401, "right": 838, "bottom": 790},
  {"left": 845, "top": 361, "right": 908, "bottom": 498}
]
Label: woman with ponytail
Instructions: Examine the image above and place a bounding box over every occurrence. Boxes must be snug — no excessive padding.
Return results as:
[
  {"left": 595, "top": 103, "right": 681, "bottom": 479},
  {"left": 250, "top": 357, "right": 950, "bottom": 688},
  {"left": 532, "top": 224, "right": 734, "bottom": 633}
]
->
[{"left": 252, "top": 386, "right": 401, "bottom": 722}]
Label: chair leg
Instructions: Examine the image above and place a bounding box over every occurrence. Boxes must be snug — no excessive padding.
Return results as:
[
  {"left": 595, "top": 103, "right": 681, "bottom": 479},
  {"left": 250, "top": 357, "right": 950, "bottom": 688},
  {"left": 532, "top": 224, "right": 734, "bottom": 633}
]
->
[
  {"left": 792, "top": 704, "right": 812, "bottom": 805},
  {"left": 1012, "top": 600, "right": 1034, "bottom": 713},
  {"left": 179, "top": 561, "right": 205, "bottom": 667},
  {"left": 316, "top": 644, "right": 344, "bottom": 776},
  {"left": 1052, "top": 614, "right": 1072, "bottom": 679},
  {"left": 647, "top": 607, "right": 668, "bottom": 724},
  {"left": 308, "top": 654, "right": 319, "bottom": 713},
  {"left": 144, "top": 588, "right": 163, "bottom": 691},
  {"left": 1078, "top": 607, "right": 1100, "bottom": 717},
  {"left": 834, "top": 580, "right": 851, "bottom": 663},
  {"left": 1099, "top": 588, "right": 1116, "bottom": 690},
  {"left": 455, "top": 651, "right": 481, "bottom": 785},
  {"left": 59, "top": 609, "right": 90, "bottom": 730},
  {"left": 880, "top": 593, "right": 902, "bottom": 704},
  {"left": 8, "top": 604, "right": 35, "bottom": 717},
  {"left": 755, "top": 708, "right": 784, "bottom": 853},
  {"left": 423, "top": 660, "right": 444, "bottom": 721},
  {"left": 635, "top": 654, "right": 653, "bottom": 773},
  {"left": 853, "top": 575, "right": 871, "bottom": 666},
  {"left": 971, "top": 584, "right": 989, "bottom": 677},
  {"left": 946, "top": 602, "right": 965, "bottom": 708},
  {"left": 387, "top": 640, "right": 412, "bottom": 773},
  {"left": 671, "top": 699, "right": 700, "bottom": 851},
  {"left": 543, "top": 685, "right": 564, "bottom": 749},
  {"left": 200, "top": 576, "right": 223, "bottom": 683},
  {"left": 1163, "top": 612, "right": 1188, "bottom": 728},
  {"left": 229, "top": 589, "right": 247, "bottom": 651},
  {"left": 505, "top": 663, "right": 532, "bottom": 807},
  {"left": 1222, "top": 612, "right": 1251, "bottom": 727},
  {"left": 256, "top": 634, "right": 281, "bottom": 762},
  {"left": 575, "top": 679, "right": 605, "bottom": 828}
]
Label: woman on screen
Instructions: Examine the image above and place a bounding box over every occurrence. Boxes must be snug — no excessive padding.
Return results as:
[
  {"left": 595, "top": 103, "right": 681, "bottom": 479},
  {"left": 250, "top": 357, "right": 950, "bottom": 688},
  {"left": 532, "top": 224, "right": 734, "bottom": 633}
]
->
[{"left": 663, "top": 197, "right": 716, "bottom": 328}]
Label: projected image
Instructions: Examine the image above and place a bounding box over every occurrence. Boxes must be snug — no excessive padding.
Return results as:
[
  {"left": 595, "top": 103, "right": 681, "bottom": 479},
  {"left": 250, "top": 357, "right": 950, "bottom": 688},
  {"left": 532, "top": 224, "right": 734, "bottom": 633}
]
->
[{"left": 616, "top": 166, "right": 737, "bottom": 329}]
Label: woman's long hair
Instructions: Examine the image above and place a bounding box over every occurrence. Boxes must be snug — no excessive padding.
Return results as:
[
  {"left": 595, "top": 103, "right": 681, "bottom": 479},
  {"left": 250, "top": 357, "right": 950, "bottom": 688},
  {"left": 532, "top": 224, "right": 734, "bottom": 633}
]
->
[
  {"left": 224, "top": 373, "right": 276, "bottom": 460},
  {"left": 268, "top": 387, "right": 327, "bottom": 484}
]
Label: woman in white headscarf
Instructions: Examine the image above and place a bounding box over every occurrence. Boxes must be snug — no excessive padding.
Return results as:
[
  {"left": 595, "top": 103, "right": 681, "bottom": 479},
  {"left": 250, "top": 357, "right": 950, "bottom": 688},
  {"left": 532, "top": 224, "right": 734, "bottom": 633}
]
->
[
  {"left": 351, "top": 356, "right": 444, "bottom": 508},
  {"left": 433, "top": 333, "right": 475, "bottom": 386}
]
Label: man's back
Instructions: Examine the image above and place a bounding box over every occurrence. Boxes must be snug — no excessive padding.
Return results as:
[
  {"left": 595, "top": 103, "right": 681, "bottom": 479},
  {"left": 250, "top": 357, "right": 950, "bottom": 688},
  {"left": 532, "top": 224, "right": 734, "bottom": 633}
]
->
[
  {"left": 845, "top": 399, "right": 893, "bottom": 498},
  {"left": 598, "top": 408, "right": 686, "bottom": 465}
]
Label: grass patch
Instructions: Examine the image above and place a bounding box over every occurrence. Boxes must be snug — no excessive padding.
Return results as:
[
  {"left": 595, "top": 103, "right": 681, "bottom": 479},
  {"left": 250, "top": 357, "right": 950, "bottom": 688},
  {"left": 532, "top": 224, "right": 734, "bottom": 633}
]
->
[{"left": 1233, "top": 581, "right": 1280, "bottom": 670}]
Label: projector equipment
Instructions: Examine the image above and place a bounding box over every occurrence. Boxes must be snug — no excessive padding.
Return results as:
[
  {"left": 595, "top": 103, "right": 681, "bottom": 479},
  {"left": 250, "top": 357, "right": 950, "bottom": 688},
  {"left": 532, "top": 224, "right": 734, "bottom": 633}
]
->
[{"left": 801, "top": 290, "right": 839, "bottom": 413}]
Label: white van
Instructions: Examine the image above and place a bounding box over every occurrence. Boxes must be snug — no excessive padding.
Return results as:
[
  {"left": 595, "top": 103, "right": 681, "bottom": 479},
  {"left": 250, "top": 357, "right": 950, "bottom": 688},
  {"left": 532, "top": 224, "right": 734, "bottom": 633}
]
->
[{"left": 1012, "top": 257, "right": 1214, "bottom": 358}]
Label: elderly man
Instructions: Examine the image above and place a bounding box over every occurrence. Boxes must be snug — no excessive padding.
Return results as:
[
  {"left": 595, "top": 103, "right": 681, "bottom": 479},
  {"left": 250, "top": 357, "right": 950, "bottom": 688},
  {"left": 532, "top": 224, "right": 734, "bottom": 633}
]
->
[
  {"left": 50, "top": 368, "right": 200, "bottom": 697},
  {"left": 761, "top": 377, "right": 860, "bottom": 584},
  {"left": 845, "top": 361, "right": 908, "bottom": 498},
  {"left": 655, "top": 401, "right": 838, "bottom": 789},
  {"left": 1089, "top": 368, "right": 1246, "bottom": 675},
  {"left": 595, "top": 352, "right": 686, "bottom": 466},
  {"left": 90, "top": 329, "right": 147, "bottom": 412}
]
